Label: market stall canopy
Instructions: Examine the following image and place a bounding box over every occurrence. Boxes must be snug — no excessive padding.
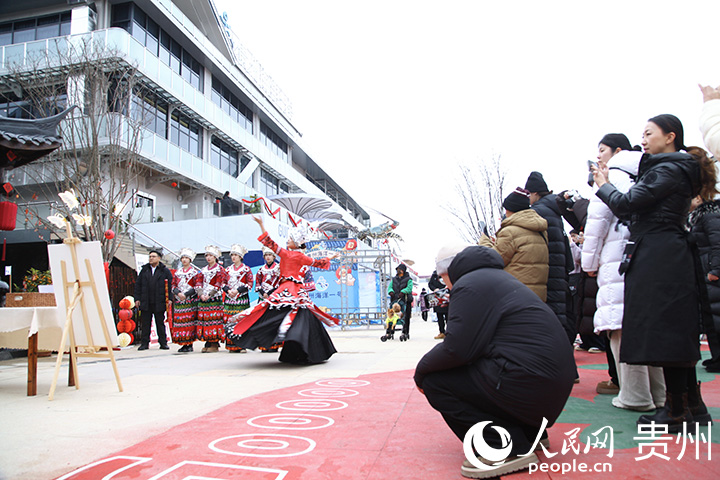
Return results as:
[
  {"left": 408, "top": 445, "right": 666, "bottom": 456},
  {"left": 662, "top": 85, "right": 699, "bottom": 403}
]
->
[
  {"left": 0, "top": 106, "right": 75, "bottom": 171},
  {"left": 267, "top": 193, "right": 333, "bottom": 218}
]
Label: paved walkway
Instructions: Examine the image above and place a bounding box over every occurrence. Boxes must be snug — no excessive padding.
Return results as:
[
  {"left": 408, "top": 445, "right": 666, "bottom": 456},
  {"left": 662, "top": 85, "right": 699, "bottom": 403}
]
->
[{"left": 1, "top": 317, "right": 718, "bottom": 479}]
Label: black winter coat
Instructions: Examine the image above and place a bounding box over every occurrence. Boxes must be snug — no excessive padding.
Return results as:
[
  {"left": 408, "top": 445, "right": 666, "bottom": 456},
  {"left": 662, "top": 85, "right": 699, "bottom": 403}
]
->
[
  {"left": 689, "top": 200, "right": 720, "bottom": 360},
  {"left": 134, "top": 263, "right": 173, "bottom": 311},
  {"left": 597, "top": 152, "right": 703, "bottom": 366},
  {"left": 531, "top": 193, "right": 574, "bottom": 342},
  {"left": 414, "top": 246, "right": 575, "bottom": 428}
]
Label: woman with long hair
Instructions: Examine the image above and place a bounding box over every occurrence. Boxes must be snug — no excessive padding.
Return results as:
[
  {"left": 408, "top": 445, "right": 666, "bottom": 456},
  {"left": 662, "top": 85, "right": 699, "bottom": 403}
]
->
[
  {"left": 592, "top": 115, "right": 717, "bottom": 431},
  {"left": 583, "top": 133, "right": 665, "bottom": 412}
]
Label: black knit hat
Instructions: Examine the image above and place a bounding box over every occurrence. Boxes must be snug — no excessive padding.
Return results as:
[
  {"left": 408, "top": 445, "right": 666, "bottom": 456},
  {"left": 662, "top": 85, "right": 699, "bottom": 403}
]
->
[
  {"left": 502, "top": 187, "right": 531, "bottom": 213},
  {"left": 525, "top": 171, "right": 549, "bottom": 193},
  {"left": 396, "top": 264, "right": 407, "bottom": 273}
]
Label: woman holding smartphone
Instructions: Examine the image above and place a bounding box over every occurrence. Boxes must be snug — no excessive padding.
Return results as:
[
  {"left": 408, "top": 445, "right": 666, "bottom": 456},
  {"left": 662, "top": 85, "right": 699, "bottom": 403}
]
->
[{"left": 592, "top": 115, "right": 717, "bottom": 432}]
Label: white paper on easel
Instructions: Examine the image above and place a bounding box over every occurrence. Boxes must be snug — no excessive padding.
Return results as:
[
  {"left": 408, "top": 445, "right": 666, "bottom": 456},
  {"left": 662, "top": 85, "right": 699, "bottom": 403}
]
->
[{"left": 48, "top": 241, "right": 119, "bottom": 347}]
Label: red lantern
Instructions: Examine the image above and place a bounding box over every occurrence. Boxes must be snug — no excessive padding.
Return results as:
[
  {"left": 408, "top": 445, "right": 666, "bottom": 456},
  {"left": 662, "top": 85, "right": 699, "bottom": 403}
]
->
[
  {"left": 118, "top": 298, "right": 131, "bottom": 309},
  {"left": 0, "top": 202, "right": 17, "bottom": 231},
  {"left": 118, "top": 309, "right": 133, "bottom": 321},
  {"left": 104, "top": 229, "right": 115, "bottom": 239},
  {"left": 117, "top": 318, "right": 136, "bottom": 333}
]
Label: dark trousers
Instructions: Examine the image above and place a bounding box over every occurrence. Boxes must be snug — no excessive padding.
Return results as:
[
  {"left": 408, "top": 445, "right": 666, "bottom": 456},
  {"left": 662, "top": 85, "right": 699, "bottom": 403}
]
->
[
  {"left": 436, "top": 310, "right": 447, "bottom": 334},
  {"left": 140, "top": 307, "right": 167, "bottom": 346},
  {"left": 604, "top": 334, "right": 619, "bottom": 386},
  {"left": 422, "top": 366, "right": 536, "bottom": 456},
  {"left": 401, "top": 301, "right": 412, "bottom": 336}
]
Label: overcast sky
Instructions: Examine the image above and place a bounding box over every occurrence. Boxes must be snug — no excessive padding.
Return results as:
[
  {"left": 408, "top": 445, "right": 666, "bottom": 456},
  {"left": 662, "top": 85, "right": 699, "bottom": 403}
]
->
[{"left": 214, "top": 0, "right": 720, "bottom": 276}]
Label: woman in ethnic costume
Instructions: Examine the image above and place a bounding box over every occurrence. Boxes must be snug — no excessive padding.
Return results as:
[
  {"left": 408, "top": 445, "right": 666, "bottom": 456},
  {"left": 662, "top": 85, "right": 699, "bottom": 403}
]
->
[
  {"left": 170, "top": 247, "right": 201, "bottom": 353},
  {"left": 196, "top": 245, "right": 228, "bottom": 353},
  {"left": 224, "top": 244, "right": 253, "bottom": 353},
  {"left": 255, "top": 247, "right": 281, "bottom": 299},
  {"left": 226, "top": 216, "right": 341, "bottom": 364}
]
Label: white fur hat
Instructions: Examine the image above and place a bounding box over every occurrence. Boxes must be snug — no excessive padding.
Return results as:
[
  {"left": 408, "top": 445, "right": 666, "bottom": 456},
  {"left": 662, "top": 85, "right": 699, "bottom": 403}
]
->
[
  {"left": 230, "top": 244, "right": 248, "bottom": 257},
  {"left": 435, "top": 243, "right": 472, "bottom": 275},
  {"left": 262, "top": 246, "right": 276, "bottom": 257},
  {"left": 288, "top": 222, "right": 310, "bottom": 245},
  {"left": 178, "top": 247, "right": 196, "bottom": 260},
  {"left": 204, "top": 245, "right": 221, "bottom": 259}
]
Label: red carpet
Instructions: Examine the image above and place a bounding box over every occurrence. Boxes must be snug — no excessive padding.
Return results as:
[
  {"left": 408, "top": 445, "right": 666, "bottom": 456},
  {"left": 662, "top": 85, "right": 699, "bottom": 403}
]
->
[{"left": 55, "top": 351, "right": 719, "bottom": 479}]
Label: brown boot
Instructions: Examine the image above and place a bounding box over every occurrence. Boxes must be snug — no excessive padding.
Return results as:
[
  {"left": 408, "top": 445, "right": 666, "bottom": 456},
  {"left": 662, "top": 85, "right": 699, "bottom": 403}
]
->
[
  {"left": 637, "top": 392, "right": 693, "bottom": 433},
  {"left": 688, "top": 382, "right": 713, "bottom": 425}
]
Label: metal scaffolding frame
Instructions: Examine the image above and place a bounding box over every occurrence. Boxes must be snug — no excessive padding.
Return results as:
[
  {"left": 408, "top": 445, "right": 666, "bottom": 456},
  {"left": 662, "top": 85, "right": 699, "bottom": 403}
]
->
[{"left": 335, "top": 247, "right": 393, "bottom": 329}]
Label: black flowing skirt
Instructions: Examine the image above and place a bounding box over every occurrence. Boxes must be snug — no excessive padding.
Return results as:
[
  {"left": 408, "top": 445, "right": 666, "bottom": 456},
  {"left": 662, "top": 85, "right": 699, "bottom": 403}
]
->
[{"left": 226, "top": 307, "right": 337, "bottom": 364}]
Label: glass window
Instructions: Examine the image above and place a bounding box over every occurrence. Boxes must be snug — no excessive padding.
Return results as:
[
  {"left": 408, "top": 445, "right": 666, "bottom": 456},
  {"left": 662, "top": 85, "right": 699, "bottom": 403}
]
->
[
  {"left": 0, "top": 24, "right": 11, "bottom": 47},
  {"left": 36, "top": 15, "right": 59, "bottom": 40},
  {"left": 145, "top": 20, "right": 159, "bottom": 56},
  {"left": 112, "top": 3, "right": 131, "bottom": 22},
  {"left": 13, "top": 19, "right": 36, "bottom": 43},
  {"left": 155, "top": 103, "right": 167, "bottom": 137},
  {"left": 159, "top": 30, "right": 171, "bottom": 64},
  {"left": 170, "top": 114, "right": 179, "bottom": 145},
  {"left": 210, "top": 143, "right": 221, "bottom": 169}
]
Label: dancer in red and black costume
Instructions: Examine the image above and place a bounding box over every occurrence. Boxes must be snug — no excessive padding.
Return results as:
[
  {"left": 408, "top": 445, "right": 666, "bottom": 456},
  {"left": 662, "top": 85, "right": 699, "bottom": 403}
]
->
[{"left": 226, "top": 216, "right": 341, "bottom": 364}]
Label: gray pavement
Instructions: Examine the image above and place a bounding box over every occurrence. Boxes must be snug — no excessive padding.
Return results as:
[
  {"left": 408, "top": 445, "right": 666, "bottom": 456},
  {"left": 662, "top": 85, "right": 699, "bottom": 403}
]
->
[{"left": 0, "top": 315, "right": 442, "bottom": 480}]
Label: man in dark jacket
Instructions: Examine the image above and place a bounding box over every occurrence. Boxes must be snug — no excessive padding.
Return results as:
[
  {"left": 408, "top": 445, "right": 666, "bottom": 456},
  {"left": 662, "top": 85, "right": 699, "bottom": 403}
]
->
[
  {"left": 388, "top": 264, "right": 413, "bottom": 340},
  {"left": 525, "top": 171, "right": 576, "bottom": 345},
  {"left": 134, "top": 249, "right": 173, "bottom": 350},
  {"left": 415, "top": 244, "right": 575, "bottom": 478}
]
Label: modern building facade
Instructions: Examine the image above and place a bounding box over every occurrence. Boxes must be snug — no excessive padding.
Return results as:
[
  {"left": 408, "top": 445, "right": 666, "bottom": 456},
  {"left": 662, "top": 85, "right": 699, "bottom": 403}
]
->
[{"left": 0, "top": 0, "right": 370, "bottom": 273}]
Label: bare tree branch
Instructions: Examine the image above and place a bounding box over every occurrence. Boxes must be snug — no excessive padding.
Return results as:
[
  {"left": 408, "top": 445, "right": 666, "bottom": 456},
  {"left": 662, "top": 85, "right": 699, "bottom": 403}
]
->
[
  {"left": 445, "top": 154, "right": 507, "bottom": 243},
  {"left": 2, "top": 36, "right": 148, "bottom": 263}
]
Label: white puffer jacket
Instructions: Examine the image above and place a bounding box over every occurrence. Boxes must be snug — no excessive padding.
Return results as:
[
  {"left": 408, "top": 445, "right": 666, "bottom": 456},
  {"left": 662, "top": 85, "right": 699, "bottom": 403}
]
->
[
  {"left": 581, "top": 150, "right": 642, "bottom": 333},
  {"left": 700, "top": 98, "right": 720, "bottom": 158}
]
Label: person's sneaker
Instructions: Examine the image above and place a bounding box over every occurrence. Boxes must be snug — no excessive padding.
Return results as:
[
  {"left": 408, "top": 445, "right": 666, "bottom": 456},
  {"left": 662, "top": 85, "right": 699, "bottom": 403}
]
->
[
  {"left": 138, "top": 344, "right": 149, "bottom": 351},
  {"left": 205, "top": 344, "right": 219, "bottom": 353},
  {"left": 612, "top": 397, "right": 655, "bottom": 412},
  {"left": 574, "top": 344, "right": 586, "bottom": 351},
  {"left": 462, "top": 438, "right": 549, "bottom": 467},
  {"left": 434, "top": 333, "right": 446, "bottom": 339},
  {"left": 159, "top": 344, "right": 170, "bottom": 350},
  {"left": 587, "top": 347, "right": 604, "bottom": 354},
  {"left": 178, "top": 345, "right": 193, "bottom": 353},
  {"left": 596, "top": 380, "right": 619, "bottom": 395},
  {"left": 461, "top": 452, "right": 539, "bottom": 478}
]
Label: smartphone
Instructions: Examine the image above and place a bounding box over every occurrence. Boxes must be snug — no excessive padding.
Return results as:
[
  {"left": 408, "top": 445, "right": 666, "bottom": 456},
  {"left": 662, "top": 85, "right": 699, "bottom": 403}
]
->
[{"left": 587, "top": 160, "right": 598, "bottom": 171}]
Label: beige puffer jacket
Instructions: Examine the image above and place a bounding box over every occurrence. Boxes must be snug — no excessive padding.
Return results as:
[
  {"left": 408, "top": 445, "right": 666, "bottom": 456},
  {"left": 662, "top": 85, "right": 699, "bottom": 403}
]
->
[{"left": 479, "top": 209, "right": 549, "bottom": 301}]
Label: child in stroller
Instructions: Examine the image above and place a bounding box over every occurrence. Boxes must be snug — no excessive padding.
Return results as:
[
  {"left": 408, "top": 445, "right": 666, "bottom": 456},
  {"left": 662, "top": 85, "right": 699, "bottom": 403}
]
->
[{"left": 381, "top": 303, "right": 403, "bottom": 342}]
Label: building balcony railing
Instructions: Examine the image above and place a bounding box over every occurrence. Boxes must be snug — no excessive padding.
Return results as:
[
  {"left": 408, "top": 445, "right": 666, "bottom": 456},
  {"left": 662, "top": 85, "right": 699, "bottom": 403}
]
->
[{"left": 0, "top": 28, "right": 328, "bottom": 205}]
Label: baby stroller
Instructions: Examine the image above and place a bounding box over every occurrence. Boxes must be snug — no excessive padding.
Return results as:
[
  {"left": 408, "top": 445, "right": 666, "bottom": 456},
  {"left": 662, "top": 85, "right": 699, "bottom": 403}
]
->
[{"left": 381, "top": 303, "right": 404, "bottom": 342}]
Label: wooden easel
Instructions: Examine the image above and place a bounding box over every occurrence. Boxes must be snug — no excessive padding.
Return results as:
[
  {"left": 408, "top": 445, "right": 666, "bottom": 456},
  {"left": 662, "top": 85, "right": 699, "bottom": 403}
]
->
[{"left": 48, "top": 223, "right": 123, "bottom": 400}]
